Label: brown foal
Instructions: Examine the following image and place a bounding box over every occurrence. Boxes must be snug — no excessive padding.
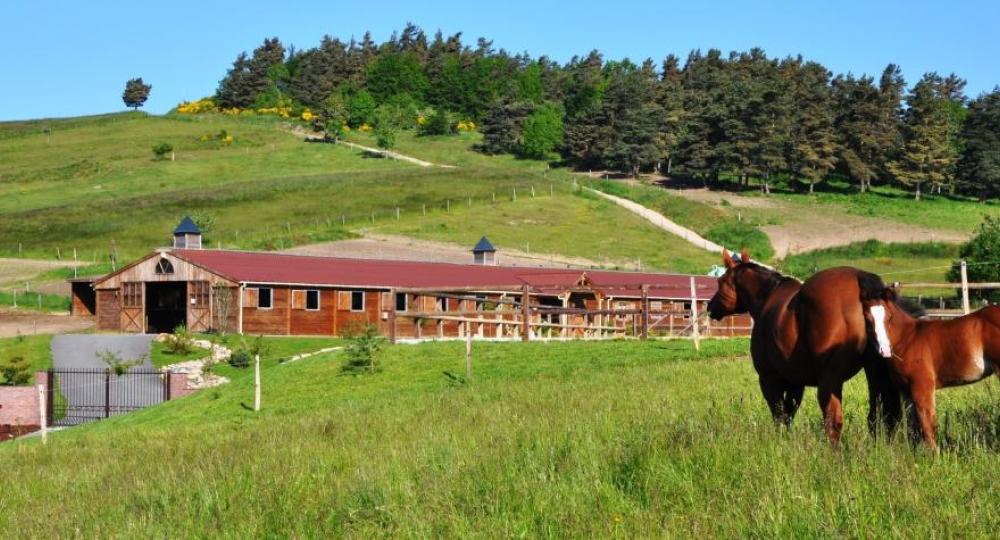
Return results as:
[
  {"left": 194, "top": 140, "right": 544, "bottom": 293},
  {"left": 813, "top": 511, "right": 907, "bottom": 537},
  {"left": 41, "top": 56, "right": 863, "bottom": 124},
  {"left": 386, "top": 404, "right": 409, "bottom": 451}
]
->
[{"left": 862, "top": 286, "right": 1000, "bottom": 450}]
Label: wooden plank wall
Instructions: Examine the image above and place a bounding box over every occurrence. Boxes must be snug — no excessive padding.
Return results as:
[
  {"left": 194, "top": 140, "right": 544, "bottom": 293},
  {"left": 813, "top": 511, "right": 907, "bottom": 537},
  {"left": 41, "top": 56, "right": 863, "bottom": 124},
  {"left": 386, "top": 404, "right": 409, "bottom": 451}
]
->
[{"left": 96, "top": 289, "right": 121, "bottom": 331}]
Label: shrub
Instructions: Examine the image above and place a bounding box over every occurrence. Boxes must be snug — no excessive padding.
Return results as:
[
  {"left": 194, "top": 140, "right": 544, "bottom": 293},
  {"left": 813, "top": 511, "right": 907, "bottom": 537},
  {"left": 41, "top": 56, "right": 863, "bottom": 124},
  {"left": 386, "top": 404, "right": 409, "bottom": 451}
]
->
[
  {"left": 0, "top": 356, "right": 31, "bottom": 385},
  {"left": 164, "top": 325, "right": 193, "bottom": 355},
  {"left": 948, "top": 215, "right": 1000, "bottom": 303},
  {"left": 229, "top": 335, "right": 267, "bottom": 369},
  {"left": 419, "top": 110, "right": 453, "bottom": 136},
  {"left": 342, "top": 324, "right": 387, "bottom": 374},
  {"left": 152, "top": 143, "right": 173, "bottom": 160},
  {"left": 228, "top": 350, "right": 252, "bottom": 369},
  {"left": 96, "top": 349, "right": 145, "bottom": 376}
]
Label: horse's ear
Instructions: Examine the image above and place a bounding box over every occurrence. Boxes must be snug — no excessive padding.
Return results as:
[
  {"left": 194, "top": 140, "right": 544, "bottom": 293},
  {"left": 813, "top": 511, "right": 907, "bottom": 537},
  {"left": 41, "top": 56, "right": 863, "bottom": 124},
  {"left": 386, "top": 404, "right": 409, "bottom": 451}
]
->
[
  {"left": 740, "top": 247, "right": 750, "bottom": 263},
  {"left": 722, "top": 249, "right": 736, "bottom": 269},
  {"left": 882, "top": 286, "right": 898, "bottom": 302}
]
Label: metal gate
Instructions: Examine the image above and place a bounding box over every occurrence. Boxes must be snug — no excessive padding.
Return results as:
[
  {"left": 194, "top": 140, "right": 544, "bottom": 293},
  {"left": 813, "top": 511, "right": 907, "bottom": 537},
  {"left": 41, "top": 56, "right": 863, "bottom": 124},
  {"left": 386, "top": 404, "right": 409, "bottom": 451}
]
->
[{"left": 47, "top": 368, "right": 169, "bottom": 427}]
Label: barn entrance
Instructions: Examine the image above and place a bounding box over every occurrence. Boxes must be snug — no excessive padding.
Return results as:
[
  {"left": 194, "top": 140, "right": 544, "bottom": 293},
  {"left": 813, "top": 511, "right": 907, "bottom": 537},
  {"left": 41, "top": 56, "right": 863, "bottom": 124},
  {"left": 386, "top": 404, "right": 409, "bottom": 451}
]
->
[{"left": 146, "top": 282, "right": 186, "bottom": 333}]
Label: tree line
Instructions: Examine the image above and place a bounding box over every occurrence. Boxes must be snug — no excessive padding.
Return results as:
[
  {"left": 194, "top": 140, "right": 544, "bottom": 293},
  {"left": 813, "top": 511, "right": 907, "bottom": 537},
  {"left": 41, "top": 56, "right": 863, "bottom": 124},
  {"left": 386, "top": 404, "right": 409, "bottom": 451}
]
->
[{"left": 212, "top": 24, "right": 1000, "bottom": 200}]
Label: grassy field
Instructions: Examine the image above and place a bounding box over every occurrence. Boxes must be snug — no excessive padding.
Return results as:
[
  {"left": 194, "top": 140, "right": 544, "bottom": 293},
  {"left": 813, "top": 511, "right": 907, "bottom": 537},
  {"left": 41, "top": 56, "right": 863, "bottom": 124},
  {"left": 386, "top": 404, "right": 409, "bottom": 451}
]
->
[
  {"left": 0, "top": 333, "right": 52, "bottom": 379},
  {"left": 0, "top": 113, "right": 721, "bottom": 276},
  {"left": 3, "top": 338, "right": 999, "bottom": 536},
  {"left": 779, "top": 240, "right": 961, "bottom": 284}
]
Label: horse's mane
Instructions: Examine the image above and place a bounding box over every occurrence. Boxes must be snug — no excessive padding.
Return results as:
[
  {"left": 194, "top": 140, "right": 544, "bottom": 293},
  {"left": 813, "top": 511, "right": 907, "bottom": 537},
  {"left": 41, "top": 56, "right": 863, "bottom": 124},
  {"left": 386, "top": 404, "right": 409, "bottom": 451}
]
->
[
  {"left": 857, "top": 271, "right": 927, "bottom": 319},
  {"left": 743, "top": 262, "right": 796, "bottom": 290}
]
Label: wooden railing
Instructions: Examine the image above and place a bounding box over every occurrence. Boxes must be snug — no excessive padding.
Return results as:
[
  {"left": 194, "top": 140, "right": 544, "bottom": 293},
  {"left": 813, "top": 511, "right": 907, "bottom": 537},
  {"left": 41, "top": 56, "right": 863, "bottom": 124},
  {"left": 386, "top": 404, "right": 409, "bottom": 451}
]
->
[{"left": 384, "top": 283, "right": 752, "bottom": 345}]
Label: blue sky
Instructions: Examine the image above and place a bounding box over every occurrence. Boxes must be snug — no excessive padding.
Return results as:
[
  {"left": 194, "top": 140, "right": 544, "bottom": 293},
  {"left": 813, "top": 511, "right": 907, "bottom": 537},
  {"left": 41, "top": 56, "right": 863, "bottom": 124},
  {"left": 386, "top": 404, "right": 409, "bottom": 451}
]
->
[{"left": 1, "top": 0, "right": 997, "bottom": 121}]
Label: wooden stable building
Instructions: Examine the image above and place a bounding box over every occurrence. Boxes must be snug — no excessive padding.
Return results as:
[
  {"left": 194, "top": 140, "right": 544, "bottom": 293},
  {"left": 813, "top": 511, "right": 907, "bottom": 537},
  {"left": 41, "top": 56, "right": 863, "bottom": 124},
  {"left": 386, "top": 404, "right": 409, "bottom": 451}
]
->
[{"left": 72, "top": 219, "right": 750, "bottom": 339}]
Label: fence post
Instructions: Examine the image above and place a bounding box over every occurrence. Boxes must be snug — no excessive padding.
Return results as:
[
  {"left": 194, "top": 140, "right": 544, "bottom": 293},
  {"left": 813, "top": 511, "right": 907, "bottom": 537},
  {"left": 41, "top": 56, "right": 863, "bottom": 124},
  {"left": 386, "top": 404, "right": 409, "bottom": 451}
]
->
[
  {"left": 37, "top": 384, "right": 47, "bottom": 445},
  {"left": 465, "top": 329, "right": 473, "bottom": 381},
  {"left": 640, "top": 285, "right": 649, "bottom": 340},
  {"left": 389, "top": 288, "right": 397, "bottom": 344},
  {"left": 104, "top": 369, "right": 111, "bottom": 418},
  {"left": 254, "top": 354, "right": 261, "bottom": 412},
  {"left": 521, "top": 285, "right": 530, "bottom": 342},
  {"left": 960, "top": 260, "right": 971, "bottom": 315},
  {"left": 690, "top": 277, "right": 701, "bottom": 352}
]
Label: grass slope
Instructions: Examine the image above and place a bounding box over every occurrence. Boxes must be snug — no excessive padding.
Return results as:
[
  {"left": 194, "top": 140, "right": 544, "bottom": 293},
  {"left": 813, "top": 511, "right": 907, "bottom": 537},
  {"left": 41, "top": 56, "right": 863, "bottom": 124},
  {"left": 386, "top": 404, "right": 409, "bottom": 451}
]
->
[
  {"left": 3, "top": 339, "right": 999, "bottom": 536},
  {"left": 0, "top": 114, "right": 717, "bottom": 274}
]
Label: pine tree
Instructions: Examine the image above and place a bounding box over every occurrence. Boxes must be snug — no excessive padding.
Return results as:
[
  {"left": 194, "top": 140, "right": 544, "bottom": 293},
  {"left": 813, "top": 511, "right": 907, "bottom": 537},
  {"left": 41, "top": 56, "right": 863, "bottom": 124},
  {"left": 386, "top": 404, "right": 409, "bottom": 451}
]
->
[
  {"left": 216, "top": 53, "right": 255, "bottom": 108},
  {"left": 122, "top": 77, "right": 152, "bottom": 110},
  {"left": 889, "top": 73, "right": 955, "bottom": 200},
  {"left": 788, "top": 60, "right": 838, "bottom": 192},
  {"left": 600, "top": 60, "right": 665, "bottom": 177},
  {"left": 477, "top": 100, "right": 536, "bottom": 154},
  {"left": 832, "top": 74, "right": 884, "bottom": 192},
  {"left": 957, "top": 88, "right": 1000, "bottom": 201}
]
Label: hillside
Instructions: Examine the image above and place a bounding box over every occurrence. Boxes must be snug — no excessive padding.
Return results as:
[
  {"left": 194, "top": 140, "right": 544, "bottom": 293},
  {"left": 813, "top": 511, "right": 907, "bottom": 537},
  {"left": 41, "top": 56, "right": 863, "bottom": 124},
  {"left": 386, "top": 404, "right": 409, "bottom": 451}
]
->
[
  {"left": 2, "top": 111, "right": 995, "bottom": 308},
  {"left": 4, "top": 339, "right": 998, "bottom": 536},
  {"left": 0, "top": 112, "right": 717, "bottom": 277}
]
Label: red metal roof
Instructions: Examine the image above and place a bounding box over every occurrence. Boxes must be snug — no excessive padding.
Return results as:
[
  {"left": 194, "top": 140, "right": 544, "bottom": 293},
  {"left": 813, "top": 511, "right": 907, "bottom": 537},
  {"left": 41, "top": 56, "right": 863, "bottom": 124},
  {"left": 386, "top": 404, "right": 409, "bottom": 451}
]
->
[{"left": 173, "top": 249, "right": 718, "bottom": 300}]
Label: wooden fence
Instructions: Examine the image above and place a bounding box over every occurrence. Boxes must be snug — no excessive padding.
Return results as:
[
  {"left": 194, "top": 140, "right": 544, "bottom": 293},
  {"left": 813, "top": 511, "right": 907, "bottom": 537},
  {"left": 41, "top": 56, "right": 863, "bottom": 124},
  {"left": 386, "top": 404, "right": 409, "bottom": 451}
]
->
[
  {"left": 898, "top": 261, "right": 999, "bottom": 319},
  {"left": 385, "top": 281, "right": 752, "bottom": 345}
]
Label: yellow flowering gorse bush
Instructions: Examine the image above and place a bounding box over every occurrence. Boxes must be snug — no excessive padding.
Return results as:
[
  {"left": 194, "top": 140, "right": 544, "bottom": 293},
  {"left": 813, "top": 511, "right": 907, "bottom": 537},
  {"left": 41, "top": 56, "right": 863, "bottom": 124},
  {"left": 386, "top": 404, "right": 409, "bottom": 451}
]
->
[{"left": 456, "top": 120, "right": 477, "bottom": 132}]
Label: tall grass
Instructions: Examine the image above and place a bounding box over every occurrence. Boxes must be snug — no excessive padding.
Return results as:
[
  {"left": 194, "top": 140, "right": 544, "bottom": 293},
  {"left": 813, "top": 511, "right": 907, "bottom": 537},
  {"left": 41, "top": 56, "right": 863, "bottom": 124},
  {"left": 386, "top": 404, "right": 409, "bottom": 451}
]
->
[{"left": 3, "top": 339, "right": 998, "bottom": 536}]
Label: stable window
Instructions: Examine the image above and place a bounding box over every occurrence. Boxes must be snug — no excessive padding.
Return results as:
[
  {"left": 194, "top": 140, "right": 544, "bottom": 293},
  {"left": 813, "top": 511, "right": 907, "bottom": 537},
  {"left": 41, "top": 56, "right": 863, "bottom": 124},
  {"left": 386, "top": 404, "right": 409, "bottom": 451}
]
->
[
  {"left": 122, "top": 282, "right": 142, "bottom": 308},
  {"left": 292, "top": 289, "right": 321, "bottom": 311},
  {"left": 436, "top": 296, "right": 447, "bottom": 311},
  {"left": 258, "top": 287, "right": 273, "bottom": 309},
  {"left": 395, "top": 292, "right": 407, "bottom": 312},
  {"left": 190, "top": 281, "right": 209, "bottom": 307},
  {"left": 155, "top": 258, "right": 174, "bottom": 275},
  {"left": 305, "top": 290, "right": 320, "bottom": 311},
  {"left": 351, "top": 291, "right": 365, "bottom": 312}
]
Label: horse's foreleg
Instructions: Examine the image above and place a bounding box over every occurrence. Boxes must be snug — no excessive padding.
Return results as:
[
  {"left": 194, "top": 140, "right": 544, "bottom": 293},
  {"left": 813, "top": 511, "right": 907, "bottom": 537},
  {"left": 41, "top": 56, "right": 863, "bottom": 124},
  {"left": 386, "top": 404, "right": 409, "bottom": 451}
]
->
[
  {"left": 818, "top": 379, "right": 845, "bottom": 445},
  {"left": 864, "top": 360, "right": 903, "bottom": 437},
  {"left": 758, "top": 375, "right": 792, "bottom": 426},
  {"left": 910, "top": 379, "right": 939, "bottom": 452},
  {"left": 783, "top": 385, "right": 805, "bottom": 423}
]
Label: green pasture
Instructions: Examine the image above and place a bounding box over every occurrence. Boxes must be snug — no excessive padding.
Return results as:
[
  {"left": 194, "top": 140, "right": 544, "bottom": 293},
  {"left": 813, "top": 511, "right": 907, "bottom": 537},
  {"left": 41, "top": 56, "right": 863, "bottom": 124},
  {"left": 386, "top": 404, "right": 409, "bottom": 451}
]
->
[{"left": 3, "top": 339, "right": 999, "bottom": 536}]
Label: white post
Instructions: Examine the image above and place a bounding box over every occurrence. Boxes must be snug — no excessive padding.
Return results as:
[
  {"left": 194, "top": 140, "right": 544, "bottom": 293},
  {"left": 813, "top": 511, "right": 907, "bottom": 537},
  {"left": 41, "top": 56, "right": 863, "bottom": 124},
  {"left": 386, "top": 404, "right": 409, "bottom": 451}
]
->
[
  {"left": 689, "top": 276, "right": 701, "bottom": 352},
  {"left": 465, "top": 329, "right": 473, "bottom": 382},
  {"left": 37, "top": 383, "right": 47, "bottom": 444},
  {"left": 254, "top": 354, "right": 261, "bottom": 412},
  {"left": 960, "top": 260, "right": 970, "bottom": 315}
]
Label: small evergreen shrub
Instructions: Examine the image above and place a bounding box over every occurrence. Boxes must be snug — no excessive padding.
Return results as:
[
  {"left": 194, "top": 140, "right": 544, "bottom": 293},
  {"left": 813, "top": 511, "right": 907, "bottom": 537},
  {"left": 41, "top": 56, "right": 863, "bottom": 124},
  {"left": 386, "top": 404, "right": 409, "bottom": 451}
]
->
[
  {"left": 152, "top": 143, "right": 173, "bottom": 160},
  {"left": 342, "top": 324, "right": 387, "bottom": 374}
]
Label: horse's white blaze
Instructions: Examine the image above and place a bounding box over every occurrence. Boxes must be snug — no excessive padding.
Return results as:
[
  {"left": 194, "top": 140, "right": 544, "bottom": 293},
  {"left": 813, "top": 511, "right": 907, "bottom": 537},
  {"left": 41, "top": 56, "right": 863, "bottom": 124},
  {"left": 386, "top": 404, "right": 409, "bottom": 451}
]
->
[{"left": 870, "top": 305, "right": 893, "bottom": 359}]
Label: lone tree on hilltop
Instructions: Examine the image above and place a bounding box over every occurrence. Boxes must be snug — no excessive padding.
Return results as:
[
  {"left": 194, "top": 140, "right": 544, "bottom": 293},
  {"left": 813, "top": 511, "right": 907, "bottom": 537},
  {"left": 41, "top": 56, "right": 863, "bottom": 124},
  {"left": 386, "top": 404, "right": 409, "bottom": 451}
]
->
[{"left": 122, "top": 77, "right": 152, "bottom": 110}]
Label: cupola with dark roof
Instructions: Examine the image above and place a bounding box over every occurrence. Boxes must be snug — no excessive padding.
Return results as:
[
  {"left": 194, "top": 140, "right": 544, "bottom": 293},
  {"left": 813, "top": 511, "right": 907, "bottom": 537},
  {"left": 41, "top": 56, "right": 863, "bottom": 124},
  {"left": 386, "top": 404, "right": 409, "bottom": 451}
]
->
[
  {"left": 173, "top": 216, "right": 202, "bottom": 249},
  {"left": 472, "top": 236, "right": 497, "bottom": 266}
]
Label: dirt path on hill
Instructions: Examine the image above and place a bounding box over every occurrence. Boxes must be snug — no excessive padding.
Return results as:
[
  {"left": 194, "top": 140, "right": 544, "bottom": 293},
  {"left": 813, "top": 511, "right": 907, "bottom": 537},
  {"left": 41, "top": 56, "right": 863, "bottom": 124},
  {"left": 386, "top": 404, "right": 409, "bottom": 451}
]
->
[
  {"left": 585, "top": 188, "right": 727, "bottom": 253},
  {"left": 651, "top": 187, "right": 968, "bottom": 257},
  {"left": 285, "top": 125, "right": 454, "bottom": 168},
  {"left": 0, "top": 309, "right": 93, "bottom": 338},
  {"left": 282, "top": 233, "right": 612, "bottom": 269}
]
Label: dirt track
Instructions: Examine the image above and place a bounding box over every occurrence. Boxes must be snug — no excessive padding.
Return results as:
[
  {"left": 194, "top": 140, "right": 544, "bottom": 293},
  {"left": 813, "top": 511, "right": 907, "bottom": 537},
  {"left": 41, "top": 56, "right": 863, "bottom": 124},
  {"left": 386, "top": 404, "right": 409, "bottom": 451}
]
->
[
  {"left": 663, "top": 188, "right": 968, "bottom": 257},
  {"left": 0, "top": 309, "right": 93, "bottom": 338},
  {"left": 282, "top": 233, "right": 609, "bottom": 269}
]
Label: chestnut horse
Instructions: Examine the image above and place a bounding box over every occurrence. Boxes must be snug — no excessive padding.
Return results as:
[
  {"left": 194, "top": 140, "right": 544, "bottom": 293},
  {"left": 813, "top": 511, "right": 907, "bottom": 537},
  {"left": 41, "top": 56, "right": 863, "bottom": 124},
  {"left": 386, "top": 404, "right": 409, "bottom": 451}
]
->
[
  {"left": 861, "top": 285, "right": 1000, "bottom": 450},
  {"left": 707, "top": 249, "right": 902, "bottom": 443}
]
